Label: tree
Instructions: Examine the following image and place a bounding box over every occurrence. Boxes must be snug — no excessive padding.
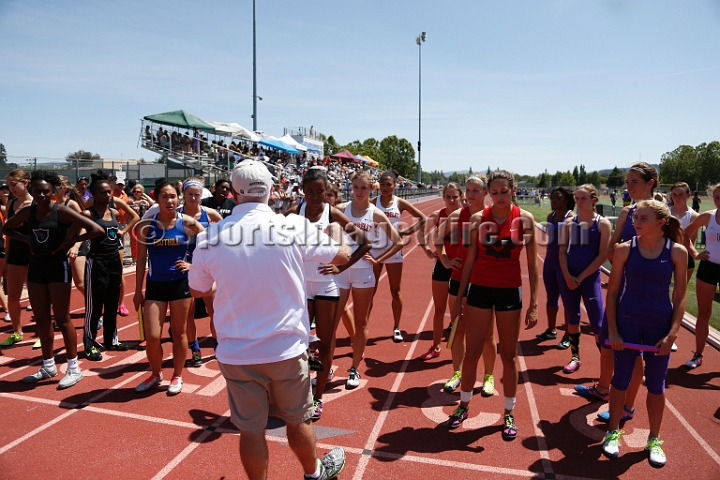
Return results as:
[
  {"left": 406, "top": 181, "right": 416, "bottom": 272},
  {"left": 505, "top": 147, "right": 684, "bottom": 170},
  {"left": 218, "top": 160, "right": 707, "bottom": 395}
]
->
[
  {"left": 659, "top": 145, "right": 696, "bottom": 185},
  {"left": 324, "top": 135, "right": 342, "bottom": 156},
  {"left": 66, "top": 150, "right": 101, "bottom": 163},
  {"left": 551, "top": 170, "right": 575, "bottom": 186},
  {"left": 578, "top": 165, "right": 587, "bottom": 185},
  {"left": 537, "top": 173, "right": 548, "bottom": 188},
  {"left": 468, "top": 166, "right": 473, "bottom": 175},
  {"left": 572, "top": 166, "right": 579, "bottom": 184},
  {"left": 486, "top": 166, "right": 491, "bottom": 176},
  {"left": 587, "top": 171, "right": 601, "bottom": 188},
  {"left": 0, "top": 143, "right": 7, "bottom": 167},
  {"left": 606, "top": 166, "right": 624, "bottom": 189},
  {"left": 378, "top": 136, "right": 416, "bottom": 178}
]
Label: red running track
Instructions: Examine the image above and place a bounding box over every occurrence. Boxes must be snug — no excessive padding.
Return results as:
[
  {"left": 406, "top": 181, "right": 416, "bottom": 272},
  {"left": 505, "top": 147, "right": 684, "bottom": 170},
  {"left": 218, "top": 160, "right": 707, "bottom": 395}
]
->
[{"left": 0, "top": 196, "right": 719, "bottom": 479}]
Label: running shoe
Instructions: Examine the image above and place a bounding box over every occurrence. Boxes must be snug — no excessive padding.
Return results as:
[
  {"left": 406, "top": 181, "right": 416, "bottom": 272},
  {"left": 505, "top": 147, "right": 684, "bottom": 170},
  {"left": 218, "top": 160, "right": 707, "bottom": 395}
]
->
[
  {"left": 684, "top": 352, "right": 703, "bottom": 369},
  {"left": 558, "top": 335, "right": 571, "bottom": 349},
  {"left": 445, "top": 322, "right": 453, "bottom": 332},
  {"left": 444, "top": 371, "right": 462, "bottom": 393},
  {"left": 481, "top": 374, "right": 495, "bottom": 396},
  {"left": 312, "top": 398, "right": 324, "bottom": 420},
  {"left": 26, "top": 304, "right": 32, "bottom": 311},
  {"left": 671, "top": 342, "right": 678, "bottom": 352},
  {"left": 136, "top": 373, "right": 163, "bottom": 392},
  {"left": 645, "top": 437, "right": 666, "bottom": 468},
  {"left": 308, "top": 354, "right": 324, "bottom": 372},
  {"left": 97, "top": 317, "right": 103, "bottom": 329},
  {"left": 563, "top": 356, "right": 582, "bottom": 374},
  {"left": 312, "top": 369, "right": 334, "bottom": 386},
  {"left": 167, "top": 376, "right": 183, "bottom": 395},
  {"left": 85, "top": 345, "right": 102, "bottom": 361},
  {"left": 0, "top": 332, "right": 23, "bottom": 346},
  {"left": 392, "top": 328, "right": 403, "bottom": 343},
  {"left": 22, "top": 365, "right": 58, "bottom": 383},
  {"left": 502, "top": 413, "right": 518, "bottom": 440},
  {"left": 535, "top": 329, "right": 557, "bottom": 341},
  {"left": 575, "top": 383, "right": 609, "bottom": 402},
  {"left": 597, "top": 406, "right": 635, "bottom": 423},
  {"left": 105, "top": 342, "right": 129, "bottom": 351},
  {"left": 602, "top": 429, "right": 623, "bottom": 459},
  {"left": 58, "top": 368, "right": 83, "bottom": 390},
  {"left": 305, "top": 446, "right": 346, "bottom": 480},
  {"left": 345, "top": 367, "right": 360, "bottom": 389},
  {"left": 446, "top": 405, "right": 469, "bottom": 429},
  {"left": 32, "top": 338, "right": 42, "bottom": 349},
  {"left": 189, "top": 351, "right": 202, "bottom": 367},
  {"left": 118, "top": 305, "right": 129, "bottom": 316},
  {"left": 420, "top": 347, "right": 441, "bottom": 361},
  {"left": 4, "top": 312, "right": 10, "bottom": 322}
]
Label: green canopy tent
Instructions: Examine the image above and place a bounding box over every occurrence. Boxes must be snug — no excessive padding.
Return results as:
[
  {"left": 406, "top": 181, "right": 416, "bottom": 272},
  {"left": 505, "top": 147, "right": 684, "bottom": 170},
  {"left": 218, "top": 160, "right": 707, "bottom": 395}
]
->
[{"left": 143, "top": 110, "right": 215, "bottom": 133}]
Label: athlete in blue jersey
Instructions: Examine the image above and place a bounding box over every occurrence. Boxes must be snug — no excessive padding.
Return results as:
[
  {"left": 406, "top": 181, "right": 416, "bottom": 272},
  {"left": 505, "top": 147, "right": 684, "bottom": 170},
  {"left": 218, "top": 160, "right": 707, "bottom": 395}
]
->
[
  {"left": 179, "top": 178, "right": 221, "bottom": 367},
  {"left": 558, "top": 185, "right": 611, "bottom": 374},
  {"left": 603, "top": 200, "right": 687, "bottom": 467},
  {"left": 133, "top": 180, "right": 203, "bottom": 395},
  {"left": 536, "top": 186, "right": 574, "bottom": 345}
]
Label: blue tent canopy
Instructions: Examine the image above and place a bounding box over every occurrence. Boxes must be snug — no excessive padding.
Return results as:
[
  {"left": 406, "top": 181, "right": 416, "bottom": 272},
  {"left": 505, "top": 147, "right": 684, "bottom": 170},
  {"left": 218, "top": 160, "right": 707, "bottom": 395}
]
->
[{"left": 259, "top": 138, "right": 299, "bottom": 154}]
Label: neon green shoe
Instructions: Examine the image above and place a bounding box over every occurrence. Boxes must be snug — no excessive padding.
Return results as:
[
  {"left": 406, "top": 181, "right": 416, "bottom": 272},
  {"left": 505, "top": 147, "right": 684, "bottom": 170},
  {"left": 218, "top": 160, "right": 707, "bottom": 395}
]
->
[
  {"left": 32, "top": 338, "right": 42, "bottom": 349},
  {"left": 645, "top": 437, "right": 666, "bottom": 467},
  {"left": 0, "top": 332, "right": 23, "bottom": 346},
  {"left": 444, "top": 371, "right": 462, "bottom": 393},
  {"left": 482, "top": 373, "right": 495, "bottom": 396}
]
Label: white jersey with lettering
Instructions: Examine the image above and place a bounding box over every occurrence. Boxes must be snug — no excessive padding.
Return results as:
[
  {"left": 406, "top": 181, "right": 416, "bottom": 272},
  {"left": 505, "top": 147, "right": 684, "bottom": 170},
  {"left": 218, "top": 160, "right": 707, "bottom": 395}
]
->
[
  {"left": 344, "top": 202, "right": 378, "bottom": 269},
  {"left": 372, "top": 196, "right": 403, "bottom": 264},
  {"left": 300, "top": 202, "right": 333, "bottom": 283},
  {"left": 705, "top": 209, "right": 720, "bottom": 262}
]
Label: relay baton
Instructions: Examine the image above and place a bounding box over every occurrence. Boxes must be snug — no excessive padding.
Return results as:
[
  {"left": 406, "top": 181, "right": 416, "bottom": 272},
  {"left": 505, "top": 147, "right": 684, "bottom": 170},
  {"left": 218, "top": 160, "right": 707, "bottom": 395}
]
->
[
  {"left": 447, "top": 316, "right": 460, "bottom": 349},
  {"left": 603, "top": 340, "right": 660, "bottom": 353},
  {"left": 138, "top": 306, "right": 145, "bottom": 341}
]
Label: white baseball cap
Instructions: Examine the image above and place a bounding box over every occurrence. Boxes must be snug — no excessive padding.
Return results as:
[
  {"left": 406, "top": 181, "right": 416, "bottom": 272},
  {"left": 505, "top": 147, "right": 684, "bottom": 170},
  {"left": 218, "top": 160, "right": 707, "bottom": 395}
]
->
[{"left": 232, "top": 160, "right": 273, "bottom": 197}]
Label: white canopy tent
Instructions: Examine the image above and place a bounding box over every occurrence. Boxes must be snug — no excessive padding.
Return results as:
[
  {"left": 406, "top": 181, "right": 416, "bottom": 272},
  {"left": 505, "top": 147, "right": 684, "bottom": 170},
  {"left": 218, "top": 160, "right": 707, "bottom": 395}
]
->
[
  {"left": 279, "top": 134, "right": 308, "bottom": 152},
  {"left": 205, "top": 121, "right": 260, "bottom": 142}
]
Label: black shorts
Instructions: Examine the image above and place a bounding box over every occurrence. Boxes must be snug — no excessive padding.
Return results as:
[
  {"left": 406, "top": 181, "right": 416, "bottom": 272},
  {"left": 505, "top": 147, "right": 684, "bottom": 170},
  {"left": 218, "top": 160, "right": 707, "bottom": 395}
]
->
[
  {"left": 432, "top": 260, "right": 452, "bottom": 282},
  {"left": 28, "top": 258, "right": 71, "bottom": 284},
  {"left": 78, "top": 240, "right": 90, "bottom": 257},
  {"left": 448, "top": 278, "right": 468, "bottom": 298},
  {"left": 466, "top": 284, "right": 522, "bottom": 311},
  {"left": 687, "top": 253, "right": 695, "bottom": 270},
  {"left": 6, "top": 240, "right": 30, "bottom": 266},
  {"left": 696, "top": 260, "right": 720, "bottom": 287},
  {"left": 145, "top": 278, "right": 191, "bottom": 302}
]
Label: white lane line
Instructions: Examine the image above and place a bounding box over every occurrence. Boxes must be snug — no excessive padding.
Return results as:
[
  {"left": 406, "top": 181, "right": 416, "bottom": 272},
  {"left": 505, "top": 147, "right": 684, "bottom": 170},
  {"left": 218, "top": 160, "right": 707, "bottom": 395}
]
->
[
  {"left": 351, "top": 298, "right": 434, "bottom": 480},
  {"left": 517, "top": 342, "right": 555, "bottom": 477},
  {"left": 665, "top": 399, "right": 720, "bottom": 467},
  {"left": 83, "top": 405, "right": 201, "bottom": 430},
  {"left": 151, "top": 409, "right": 231, "bottom": 480}
]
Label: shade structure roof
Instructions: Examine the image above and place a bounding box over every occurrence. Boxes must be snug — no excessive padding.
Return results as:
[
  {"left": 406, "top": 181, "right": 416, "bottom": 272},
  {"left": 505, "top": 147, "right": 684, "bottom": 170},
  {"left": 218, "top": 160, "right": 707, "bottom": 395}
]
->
[
  {"left": 279, "top": 134, "right": 308, "bottom": 152},
  {"left": 259, "top": 137, "right": 299, "bottom": 154},
  {"left": 143, "top": 110, "right": 215, "bottom": 133},
  {"left": 329, "top": 150, "right": 358, "bottom": 161},
  {"left": 205, "top": 121, "right": 260, "bottom": 142}
]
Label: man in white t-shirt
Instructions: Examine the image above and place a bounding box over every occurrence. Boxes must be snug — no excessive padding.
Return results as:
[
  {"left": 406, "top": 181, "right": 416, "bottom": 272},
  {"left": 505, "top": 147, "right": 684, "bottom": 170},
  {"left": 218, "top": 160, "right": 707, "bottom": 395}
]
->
[{"left": 188, "top": 160, "right": 350, "bottom": 480}]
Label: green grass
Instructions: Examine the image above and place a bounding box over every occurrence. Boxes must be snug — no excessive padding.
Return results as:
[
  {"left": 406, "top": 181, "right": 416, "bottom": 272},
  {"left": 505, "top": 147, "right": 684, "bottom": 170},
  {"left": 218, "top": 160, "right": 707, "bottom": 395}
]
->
[{"left": 519, "top": 196, "right": 720, "bottom": 332}]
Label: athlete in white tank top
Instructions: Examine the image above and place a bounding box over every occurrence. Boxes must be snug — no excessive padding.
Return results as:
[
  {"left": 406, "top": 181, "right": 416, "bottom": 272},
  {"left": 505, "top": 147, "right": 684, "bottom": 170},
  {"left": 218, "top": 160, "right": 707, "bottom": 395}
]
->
[
  {"left": 704, "top": 209, "right": 720, "bottom": 261},
  {"left": 344, "top": 203, "right": 378, "bottom": 269},
  {"left": 300, "top": 202, "right": 333, "bottom": 282}
]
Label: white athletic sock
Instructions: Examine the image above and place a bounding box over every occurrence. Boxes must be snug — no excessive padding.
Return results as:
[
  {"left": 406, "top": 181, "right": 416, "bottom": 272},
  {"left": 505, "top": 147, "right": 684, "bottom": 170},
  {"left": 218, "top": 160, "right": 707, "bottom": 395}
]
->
[
  {"left": 504, "top": 396, "right": 516, "bottom": 412},
  {"left": 43, "top": 357, "right": 56, "bottom": 370},
  {"left": 67, "top": 356, "right": 79, "bottom": 371},
  {"left": 460, "top": 390, "right": 473, "bottom": 403},
  {"left": 306, "top": 459, "right": 322, "bottom": 478}
]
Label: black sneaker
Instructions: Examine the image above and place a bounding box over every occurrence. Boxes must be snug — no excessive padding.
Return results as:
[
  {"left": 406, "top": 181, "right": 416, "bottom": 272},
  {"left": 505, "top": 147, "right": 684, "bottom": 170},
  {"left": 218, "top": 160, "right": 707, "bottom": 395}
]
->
[
  {"left": 304, "top": 447, "right": 346, "bottom": 480},
  {"left": 85, "top": 346, "right": 102, "bottom": 361},
  {"left": 105, "top": 343, "right": 130, "bottom": 351},
  {"left": 308, "top": 353, "right": 324, "bottom": 372}
]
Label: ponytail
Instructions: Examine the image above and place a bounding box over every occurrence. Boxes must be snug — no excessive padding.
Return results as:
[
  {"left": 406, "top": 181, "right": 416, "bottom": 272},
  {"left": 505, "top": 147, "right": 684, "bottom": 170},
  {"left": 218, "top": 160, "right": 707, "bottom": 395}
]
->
[{"left": 663, "top": 215, "right": 683, "bottom": 244}]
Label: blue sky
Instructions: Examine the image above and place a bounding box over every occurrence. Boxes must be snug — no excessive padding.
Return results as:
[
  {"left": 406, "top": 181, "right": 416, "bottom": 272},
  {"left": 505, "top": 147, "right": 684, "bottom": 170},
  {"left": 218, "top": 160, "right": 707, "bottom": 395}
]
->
[{"left": 1, "top": 0, "right": 719, "bottom": 175}]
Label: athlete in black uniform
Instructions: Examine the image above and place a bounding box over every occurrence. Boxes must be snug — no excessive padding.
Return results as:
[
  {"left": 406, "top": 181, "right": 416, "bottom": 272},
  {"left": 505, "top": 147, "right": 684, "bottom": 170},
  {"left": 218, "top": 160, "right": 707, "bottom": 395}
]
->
[{"left": 2, "top": 171, "right": 103, "bottom": 389}]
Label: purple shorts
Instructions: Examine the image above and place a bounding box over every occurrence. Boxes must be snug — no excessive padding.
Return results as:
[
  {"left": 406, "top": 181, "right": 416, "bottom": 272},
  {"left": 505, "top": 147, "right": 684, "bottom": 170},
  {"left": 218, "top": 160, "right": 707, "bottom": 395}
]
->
[
  {"left": 610, "top": 321, "right": 671, "bottom": 395},
  {"left": 559, "top": 270, "right": 604, "bottom": 334},
  {"left": 543, "top": 261, "right": 563, "bottom": 307}
]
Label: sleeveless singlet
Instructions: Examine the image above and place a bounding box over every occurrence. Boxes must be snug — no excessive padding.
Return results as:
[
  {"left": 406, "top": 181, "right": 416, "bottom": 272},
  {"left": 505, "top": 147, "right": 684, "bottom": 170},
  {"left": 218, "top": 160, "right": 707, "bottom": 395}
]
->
[
  {"left": 375, "top": 196, "right": 401, "bottom": 226},
  {"left": 447, "top": 207, "right": 472, "bottom": 282},
  {"left": 300, "top": 202, "right": 334, "bottom": 281},
  {"left": 8, "top": 199, "right": 31, "bottom": 261},
  {"left": 621, "top": 205, "right": 637, "bottom": 243},
  {"left": 89, "top": 207, "right": 121, "bottom": 256},
  {"left": 545, "top": 210, "right": 572, "bottom": 265},
  {"left": 617, "top": 237, "right": 674, "bottom": 327},
  {"left": 372, "top": 196, "right": 402, "bottom": 260},
  {"left": 28, "top": 203, "right": 69, "bottom": 264},
  {"left": 344, "top": 202, "right": 378, "bottom": 269},
  {"left": 566, "top": 214, "right": 601, "bottom": 277},
  {"left": 671, "top": 207, "right": 695, "bottom": 230},
  {"left": 704, "top": 209, "right": 720, "bottom": 262},
  {"left": 179, "top": 205, "right": 209, "bottom": 259},
  {"left": 146, "top": 213, "right": 189, "bottom": 281},
  {"left": 470, "top": 205, "right": 524, "bottom": 288}
]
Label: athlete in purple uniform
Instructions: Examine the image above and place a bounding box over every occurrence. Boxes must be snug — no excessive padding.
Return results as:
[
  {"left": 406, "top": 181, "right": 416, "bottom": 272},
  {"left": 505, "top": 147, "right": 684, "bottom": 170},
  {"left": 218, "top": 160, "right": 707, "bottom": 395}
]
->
[
  {"left": 558, "top": 185, "right": 611, "bottom": 374},
  {"left": 536, "top": 187, "right": 574, "bottom": 345},
  {"left": 576, "top": 162, "right": 657, "bottom": 416},
  {"left": 602, "top": 200, "right": 687, "bottom": 467}
]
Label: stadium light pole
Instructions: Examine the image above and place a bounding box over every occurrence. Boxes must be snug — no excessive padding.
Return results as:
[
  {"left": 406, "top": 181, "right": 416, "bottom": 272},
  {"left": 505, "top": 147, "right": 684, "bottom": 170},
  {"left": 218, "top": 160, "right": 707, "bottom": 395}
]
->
[
  {"left": 252, "top": 0, "right": 258, "bottom": 131},
  {"left": 416, "top": 32, "right": 426, "bottom": 185}
]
